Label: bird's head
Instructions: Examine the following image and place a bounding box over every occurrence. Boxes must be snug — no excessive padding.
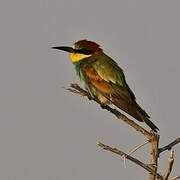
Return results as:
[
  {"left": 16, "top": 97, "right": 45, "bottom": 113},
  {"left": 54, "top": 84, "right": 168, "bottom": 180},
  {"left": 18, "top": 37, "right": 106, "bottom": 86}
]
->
[{"left": 52, "top": 40, "right": 102, "bottom": 63}]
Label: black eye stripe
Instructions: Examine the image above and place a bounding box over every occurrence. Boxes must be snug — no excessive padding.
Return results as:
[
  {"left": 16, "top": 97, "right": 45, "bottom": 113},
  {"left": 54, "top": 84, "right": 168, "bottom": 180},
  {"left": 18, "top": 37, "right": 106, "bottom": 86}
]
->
[{"left": 75, "top": 48, "right": 93, "bottom": 55}]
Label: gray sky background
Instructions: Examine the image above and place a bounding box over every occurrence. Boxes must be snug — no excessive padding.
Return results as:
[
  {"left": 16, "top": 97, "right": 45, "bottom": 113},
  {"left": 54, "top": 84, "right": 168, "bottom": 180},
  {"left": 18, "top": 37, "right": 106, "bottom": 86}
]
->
[{"left": 0, "top": 0, "right": 179, "bottom": 179}]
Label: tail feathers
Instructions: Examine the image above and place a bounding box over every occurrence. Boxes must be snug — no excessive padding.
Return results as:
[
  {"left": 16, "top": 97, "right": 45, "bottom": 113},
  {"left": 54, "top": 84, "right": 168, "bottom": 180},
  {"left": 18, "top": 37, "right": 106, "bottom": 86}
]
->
[
  {"left": 90, "top": 85, "right": 159, "bottom": 132},
  {"left": 112, "top": 95, "right": 143, "bottom": 121},
  {"left": 143, "top": 117, "right": 159, "bottom": 132},
  {"left": 111, "top": 95, "right": 159, "bottom": 132}
]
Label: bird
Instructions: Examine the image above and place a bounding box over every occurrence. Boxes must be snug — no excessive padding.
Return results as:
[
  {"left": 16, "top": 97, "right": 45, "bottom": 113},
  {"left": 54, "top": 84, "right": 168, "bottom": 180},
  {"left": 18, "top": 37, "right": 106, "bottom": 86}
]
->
[{"left": 52, "top": 40, "right": 159, "bottom": 132}]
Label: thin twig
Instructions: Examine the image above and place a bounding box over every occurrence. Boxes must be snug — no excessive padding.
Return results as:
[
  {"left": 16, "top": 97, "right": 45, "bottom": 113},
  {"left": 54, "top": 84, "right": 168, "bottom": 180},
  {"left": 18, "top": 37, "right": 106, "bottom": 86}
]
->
[
  {"left": 66, "top": 84, "right": 153, "bottom": 139},
  {"left": 128, "top": 140, "right": 149, "bottom": 156},
  {"left": 97, "top": 142, "right": 163, "bottom": 180},
  {"left": 163, "top": 149, "right": 174, "bottom": 180},
  {"left": 158, "top": 138, "right": 180, "bottom": 154},
  {"left": 123, "top": 140, "right": 149, "bottom": 169},
  {"left": 169, "top": 176, "right": 180, "bottom": 180}
]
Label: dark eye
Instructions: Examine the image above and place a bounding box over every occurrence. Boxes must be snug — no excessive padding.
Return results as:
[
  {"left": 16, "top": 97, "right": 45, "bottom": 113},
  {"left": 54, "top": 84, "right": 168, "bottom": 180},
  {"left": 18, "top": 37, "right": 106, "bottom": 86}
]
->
[{"left": 75, "top": 48, "right": 93, "bottom": 55}]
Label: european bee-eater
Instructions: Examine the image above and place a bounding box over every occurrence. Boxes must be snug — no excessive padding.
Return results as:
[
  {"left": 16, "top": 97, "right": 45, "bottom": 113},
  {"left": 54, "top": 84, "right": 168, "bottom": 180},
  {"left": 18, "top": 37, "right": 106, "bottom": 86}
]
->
[{"left": 53, "top": 40, "right": 159, "bottom": 132}]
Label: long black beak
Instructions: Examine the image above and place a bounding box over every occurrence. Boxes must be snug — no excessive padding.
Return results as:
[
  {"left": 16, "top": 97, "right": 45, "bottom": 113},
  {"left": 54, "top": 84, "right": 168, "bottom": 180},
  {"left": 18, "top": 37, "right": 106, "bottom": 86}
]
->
[{"left": 51, "top": 46, "right": 74, "bottom": 53}]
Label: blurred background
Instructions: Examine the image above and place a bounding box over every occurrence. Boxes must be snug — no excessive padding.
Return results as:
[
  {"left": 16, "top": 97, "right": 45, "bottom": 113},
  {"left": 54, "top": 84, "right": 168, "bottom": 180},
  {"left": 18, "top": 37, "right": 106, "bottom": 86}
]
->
[{"left": 0, "top": 0, "right": 179, "bottom": 179}]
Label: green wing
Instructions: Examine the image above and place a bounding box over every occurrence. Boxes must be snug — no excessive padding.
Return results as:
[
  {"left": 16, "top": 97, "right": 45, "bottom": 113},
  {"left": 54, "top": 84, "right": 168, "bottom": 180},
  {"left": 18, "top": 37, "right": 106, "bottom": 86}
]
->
[{"left": 93, "top": 53, "right": 136, "bottom": 101}]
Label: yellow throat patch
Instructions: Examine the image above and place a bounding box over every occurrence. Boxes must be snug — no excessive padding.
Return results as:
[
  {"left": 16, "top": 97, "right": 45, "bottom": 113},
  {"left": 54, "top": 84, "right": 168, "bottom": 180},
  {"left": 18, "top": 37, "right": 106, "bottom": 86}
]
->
[{"left": 69, "top": 53, "right": 91, "bottom": 62}]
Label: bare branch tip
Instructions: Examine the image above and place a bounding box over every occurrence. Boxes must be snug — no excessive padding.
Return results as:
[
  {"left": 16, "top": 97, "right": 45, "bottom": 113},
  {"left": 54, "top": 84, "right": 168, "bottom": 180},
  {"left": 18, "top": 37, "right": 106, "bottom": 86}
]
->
[
  {"left": 169, "top": 176, "right": 180, "bottom": 180},
  {"left": 97, "top": 141, "right": 102, "bottom": 147}
]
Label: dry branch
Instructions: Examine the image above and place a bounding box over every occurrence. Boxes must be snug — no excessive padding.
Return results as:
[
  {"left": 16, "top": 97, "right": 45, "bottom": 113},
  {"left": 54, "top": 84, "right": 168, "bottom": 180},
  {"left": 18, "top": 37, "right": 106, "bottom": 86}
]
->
[
  {"left": 66, "top": 84, "right": 153, "bottom": 139},
  {"left": 158, "top": 138, "right": 180, "bottom": 154},
  {"left": 66, "top": 84, "right": 160, "bottom": 179},
  {"left": 97, "top": 142, "right": 163, "bottom": 180},
  {"left": 148, "top": 134, "right": 160, "bottom": 180},
  {"left": 169, "top": 176, "right": 180, "bottom": 180},
  {"left": 163, "top": 150, "right": 174, "bottom": 180},
  {"left": 65, "top": 83, "right": 179, "bottom": 180}
]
